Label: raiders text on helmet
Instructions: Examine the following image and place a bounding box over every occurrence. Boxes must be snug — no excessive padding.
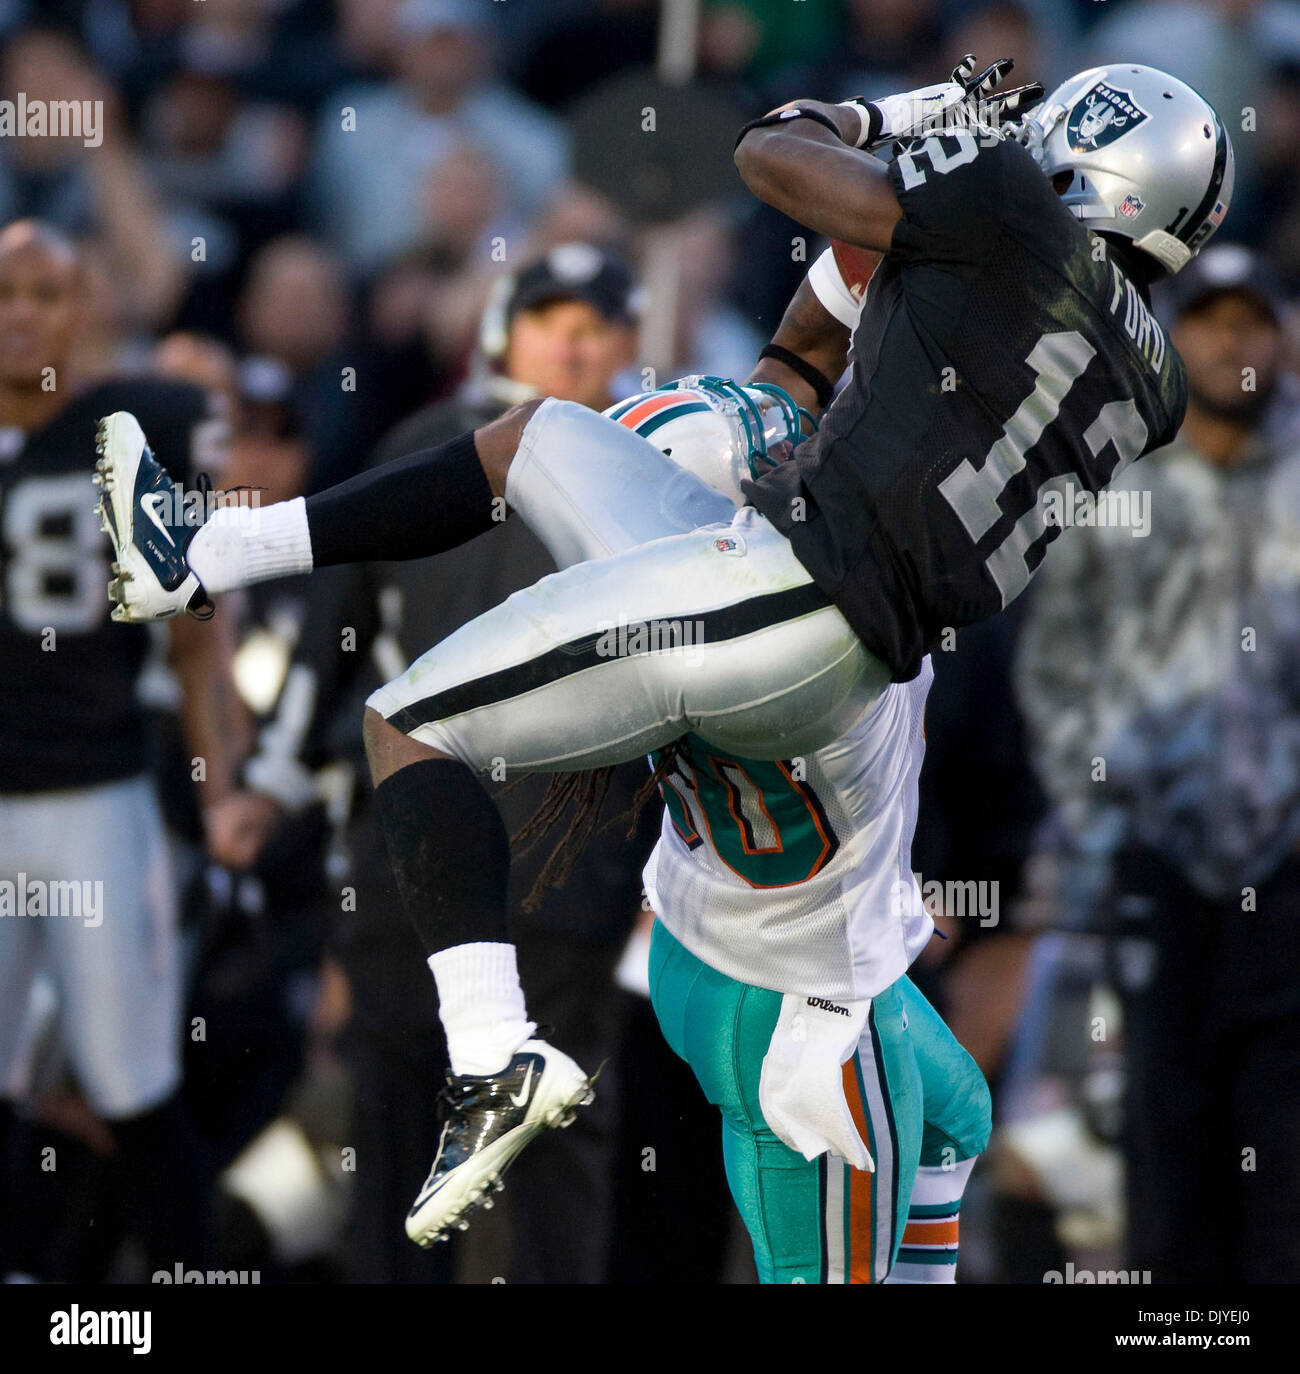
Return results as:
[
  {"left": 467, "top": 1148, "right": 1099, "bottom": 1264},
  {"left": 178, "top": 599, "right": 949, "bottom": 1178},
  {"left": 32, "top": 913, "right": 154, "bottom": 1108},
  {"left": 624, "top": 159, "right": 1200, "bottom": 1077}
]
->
[{"left": 1021, "top": 64, "right": 1233, "bottom": 275}]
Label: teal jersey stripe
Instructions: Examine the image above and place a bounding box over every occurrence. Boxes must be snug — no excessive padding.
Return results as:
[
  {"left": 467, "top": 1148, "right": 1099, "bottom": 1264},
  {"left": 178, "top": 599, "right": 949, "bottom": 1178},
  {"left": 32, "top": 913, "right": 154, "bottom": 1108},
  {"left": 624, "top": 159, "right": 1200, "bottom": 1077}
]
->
[
  {"left": 909, "top": 1202, "right": 960, "bottom": 1219},
  {"left": 897, "top": 1247, "right": 959, "bottom": 1265}
]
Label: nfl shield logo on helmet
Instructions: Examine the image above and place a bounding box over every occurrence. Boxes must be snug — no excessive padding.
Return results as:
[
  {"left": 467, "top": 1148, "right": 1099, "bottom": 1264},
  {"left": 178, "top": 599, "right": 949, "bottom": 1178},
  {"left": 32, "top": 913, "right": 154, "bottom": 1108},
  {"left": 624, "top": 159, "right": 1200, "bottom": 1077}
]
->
[
  {"left": 1119, "top": 193, "right": 1145, "bottom": 220},
  {"left": 1066, "top": 82, "right": 1150, "bottom": 153}
]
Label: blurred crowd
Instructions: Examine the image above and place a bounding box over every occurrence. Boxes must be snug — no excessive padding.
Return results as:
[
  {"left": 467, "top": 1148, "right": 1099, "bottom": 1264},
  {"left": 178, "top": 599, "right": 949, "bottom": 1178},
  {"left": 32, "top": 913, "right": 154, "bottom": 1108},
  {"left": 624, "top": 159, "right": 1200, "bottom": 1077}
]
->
[{"left": 1, "top": 0, "right": 1299, "bottom": 1284}]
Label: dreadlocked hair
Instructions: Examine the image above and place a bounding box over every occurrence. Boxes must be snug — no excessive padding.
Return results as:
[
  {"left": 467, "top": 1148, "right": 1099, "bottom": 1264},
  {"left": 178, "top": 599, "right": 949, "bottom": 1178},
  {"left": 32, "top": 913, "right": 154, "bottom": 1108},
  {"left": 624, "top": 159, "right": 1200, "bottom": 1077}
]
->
[
  {"left": 511, "top": 767, "right": 613, "bottom": 913},
  {"left": 510, "top": 739, "right": 688, "bottom": 914},
  {"left": 607, "top": 738, "right": 685, "bottom": 841}
]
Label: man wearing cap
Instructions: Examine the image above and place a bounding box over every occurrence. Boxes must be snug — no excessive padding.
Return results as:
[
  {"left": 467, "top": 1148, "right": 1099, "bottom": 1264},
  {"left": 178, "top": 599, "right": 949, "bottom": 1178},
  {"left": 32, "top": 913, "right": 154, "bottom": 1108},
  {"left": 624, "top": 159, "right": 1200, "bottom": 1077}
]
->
[{"left": 1016, "top": 243, "right": 1300, "bottom": 1282}]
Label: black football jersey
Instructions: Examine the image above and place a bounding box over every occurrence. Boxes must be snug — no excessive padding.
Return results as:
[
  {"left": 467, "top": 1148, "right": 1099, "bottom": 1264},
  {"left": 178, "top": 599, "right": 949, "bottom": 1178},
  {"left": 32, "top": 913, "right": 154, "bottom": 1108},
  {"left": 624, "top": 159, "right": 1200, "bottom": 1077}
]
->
[
  {"left": 0, "top": 376, "right": 219, "bottom": 791},
  {"left": 748, "top": 130, "right": 1187, "bottom": 681}
]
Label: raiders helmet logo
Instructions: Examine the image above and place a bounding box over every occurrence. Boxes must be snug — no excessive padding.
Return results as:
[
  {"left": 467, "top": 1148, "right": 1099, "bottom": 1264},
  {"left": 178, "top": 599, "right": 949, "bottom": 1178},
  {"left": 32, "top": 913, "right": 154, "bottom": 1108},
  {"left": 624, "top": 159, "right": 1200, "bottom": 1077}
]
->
[{"left": 1066, "top": 81, "right": 1149, "bottom": 153}]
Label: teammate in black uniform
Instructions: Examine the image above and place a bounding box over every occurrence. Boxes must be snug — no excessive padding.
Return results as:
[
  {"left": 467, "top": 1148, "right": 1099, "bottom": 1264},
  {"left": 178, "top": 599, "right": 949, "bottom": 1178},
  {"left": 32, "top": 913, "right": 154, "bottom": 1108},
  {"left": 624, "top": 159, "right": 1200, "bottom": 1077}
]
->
[
  {"left": 97, "top": 61, "right": 1234, "bottom": 1247},
  {"left": 0, "top": 220, "right": 234, "bottom": 1279}
]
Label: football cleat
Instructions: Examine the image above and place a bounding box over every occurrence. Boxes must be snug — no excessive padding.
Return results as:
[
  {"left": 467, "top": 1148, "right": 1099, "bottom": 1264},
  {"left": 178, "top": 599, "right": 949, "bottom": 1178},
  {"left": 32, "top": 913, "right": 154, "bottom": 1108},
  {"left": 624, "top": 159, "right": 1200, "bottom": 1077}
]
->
[
  {"left": 94, "top": 411, "right": 213, "bottom": 622},
  {"left": 405, "top": 1039, "right": 596, "bottom": 1248}
]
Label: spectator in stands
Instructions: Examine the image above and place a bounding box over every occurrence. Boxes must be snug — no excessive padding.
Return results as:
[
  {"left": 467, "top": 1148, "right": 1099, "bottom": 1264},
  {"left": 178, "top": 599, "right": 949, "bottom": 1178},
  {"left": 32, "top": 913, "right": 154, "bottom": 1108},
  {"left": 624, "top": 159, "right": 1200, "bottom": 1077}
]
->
[
  {"left": 309, "top": 0, "right": 567, "bottom": 273},
  {"left": 0, "top": 28, "right": 183, "bottom": 330},
  {"left": 1016, "top": 244, "right": 1300, "bottom": 1282},
  {"left": 233, "top": 234, "right": 376, "bottom": 490}
]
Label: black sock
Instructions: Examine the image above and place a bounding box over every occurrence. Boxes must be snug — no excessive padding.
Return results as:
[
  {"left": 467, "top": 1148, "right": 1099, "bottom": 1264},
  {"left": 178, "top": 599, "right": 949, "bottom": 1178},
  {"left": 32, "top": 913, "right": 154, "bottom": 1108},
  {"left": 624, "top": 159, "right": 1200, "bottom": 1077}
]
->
[
  {"left": 374, "top": 757, "right": 510, "bottom": 954},
  {"left": 112, "top": 1094, "right": 214, "bottom": 1273},
  {"left": 305, "top": 431, "right": 497, "bottom": 566}
]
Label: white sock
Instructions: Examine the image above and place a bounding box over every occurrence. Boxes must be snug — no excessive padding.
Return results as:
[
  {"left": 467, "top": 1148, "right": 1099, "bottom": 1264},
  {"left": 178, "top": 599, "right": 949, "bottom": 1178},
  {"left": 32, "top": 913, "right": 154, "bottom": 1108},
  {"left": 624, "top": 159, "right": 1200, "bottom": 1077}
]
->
[
  {"left": 428, "top": 942, "right": 537, "bottom": 1076},
  {"left": 885, "top": 1156, "right": 978, "bottom": 1284},
  {"left": 187, "top": 496, "right": 314, "bottom": 594}
]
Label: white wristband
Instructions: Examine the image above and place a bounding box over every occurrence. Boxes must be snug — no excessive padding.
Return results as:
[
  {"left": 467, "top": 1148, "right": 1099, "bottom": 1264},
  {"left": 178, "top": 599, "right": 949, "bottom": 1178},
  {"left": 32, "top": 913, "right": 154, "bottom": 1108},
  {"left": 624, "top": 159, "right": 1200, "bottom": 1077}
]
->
[
  {"left": 836, "top": 99, "right": 875, "bottom": 149},
  {"left": 868, "top": 82, "right": 966, "bottom": 144}
]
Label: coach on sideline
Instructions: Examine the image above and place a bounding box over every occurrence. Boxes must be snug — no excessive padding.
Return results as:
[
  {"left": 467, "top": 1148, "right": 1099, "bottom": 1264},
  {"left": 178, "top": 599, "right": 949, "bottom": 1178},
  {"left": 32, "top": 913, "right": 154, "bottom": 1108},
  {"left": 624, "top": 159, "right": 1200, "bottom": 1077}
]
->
[{"left": 1016, "top": 243, "right": 1300, "bottom": 1284}]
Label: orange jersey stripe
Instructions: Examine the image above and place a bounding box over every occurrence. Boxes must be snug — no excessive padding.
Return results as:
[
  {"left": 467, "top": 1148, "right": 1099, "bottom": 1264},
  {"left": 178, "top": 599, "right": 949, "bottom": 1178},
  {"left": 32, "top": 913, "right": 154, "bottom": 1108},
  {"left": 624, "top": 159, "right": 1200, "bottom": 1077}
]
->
[
  {"left": 841, "top": 1059, "right": 875, "bottom": 1284},
  {"left": 903, "top": 1218, "right": 960, "bottom": 1247}
]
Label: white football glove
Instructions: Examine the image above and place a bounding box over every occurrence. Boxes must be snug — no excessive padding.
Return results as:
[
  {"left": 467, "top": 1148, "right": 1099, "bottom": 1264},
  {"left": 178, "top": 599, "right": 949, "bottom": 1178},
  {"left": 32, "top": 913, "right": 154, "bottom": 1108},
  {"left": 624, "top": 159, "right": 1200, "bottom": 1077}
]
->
[
  {"left": 758, "top": 991, "right": 874, "bottom": 1171},
  {"left": 840, "top": 55, "right": 1043, "bottom": 150}
]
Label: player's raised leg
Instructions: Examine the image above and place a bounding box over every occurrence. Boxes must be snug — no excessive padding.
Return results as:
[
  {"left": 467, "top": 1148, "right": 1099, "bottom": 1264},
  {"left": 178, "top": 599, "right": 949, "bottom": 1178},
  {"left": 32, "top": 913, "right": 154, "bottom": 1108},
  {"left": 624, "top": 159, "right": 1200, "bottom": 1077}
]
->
[
  {"left": 97, "top": 396, "right": 892, "bottom": 1244},
  {"left": 93, "top": 397, "right": 537, "bottom": 623}
]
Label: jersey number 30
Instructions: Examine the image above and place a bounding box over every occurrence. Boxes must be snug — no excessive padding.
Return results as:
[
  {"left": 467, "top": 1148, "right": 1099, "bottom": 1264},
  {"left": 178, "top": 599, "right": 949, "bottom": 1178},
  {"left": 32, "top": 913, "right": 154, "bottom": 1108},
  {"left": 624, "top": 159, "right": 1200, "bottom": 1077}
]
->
[{"left": 659, "top": 740, "right": 839, "bottom": 888}]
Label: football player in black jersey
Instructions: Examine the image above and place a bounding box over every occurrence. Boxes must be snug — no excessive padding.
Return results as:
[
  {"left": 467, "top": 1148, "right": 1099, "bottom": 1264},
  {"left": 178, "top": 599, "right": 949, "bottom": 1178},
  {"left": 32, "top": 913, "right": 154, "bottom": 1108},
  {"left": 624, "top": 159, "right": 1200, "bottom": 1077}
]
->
[
  {"left": 0, "top": 220, "right": 236, "bottom": 1279},
  {"left": 735, "top": 63, "right": 1223, "bottom": 678},
  {"left": 96, "top": 61, "right": 1234, "bottom": 1249}
]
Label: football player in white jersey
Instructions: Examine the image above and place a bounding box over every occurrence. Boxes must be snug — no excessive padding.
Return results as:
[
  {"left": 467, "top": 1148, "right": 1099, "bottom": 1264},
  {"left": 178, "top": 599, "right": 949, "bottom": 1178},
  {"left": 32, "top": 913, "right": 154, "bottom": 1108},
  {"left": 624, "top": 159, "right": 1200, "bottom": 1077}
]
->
[{"left": 605, "top": 366, "right": 989, "bottom": 1284}]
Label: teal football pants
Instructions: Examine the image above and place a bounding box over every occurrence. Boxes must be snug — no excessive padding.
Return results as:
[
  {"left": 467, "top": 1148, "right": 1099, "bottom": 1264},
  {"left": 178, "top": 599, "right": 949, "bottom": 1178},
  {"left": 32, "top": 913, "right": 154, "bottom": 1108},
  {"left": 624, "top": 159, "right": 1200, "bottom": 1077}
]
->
[{"left": 649, "top": 920, "right": 990, "bottom": 1283}]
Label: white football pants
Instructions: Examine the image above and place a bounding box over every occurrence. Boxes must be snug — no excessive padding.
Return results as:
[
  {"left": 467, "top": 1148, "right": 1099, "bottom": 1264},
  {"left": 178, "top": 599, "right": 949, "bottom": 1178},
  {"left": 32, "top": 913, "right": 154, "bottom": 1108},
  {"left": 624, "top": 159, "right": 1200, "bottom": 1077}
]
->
[{"left": 366, "top": 399, "right": 891, "bottom": 771}]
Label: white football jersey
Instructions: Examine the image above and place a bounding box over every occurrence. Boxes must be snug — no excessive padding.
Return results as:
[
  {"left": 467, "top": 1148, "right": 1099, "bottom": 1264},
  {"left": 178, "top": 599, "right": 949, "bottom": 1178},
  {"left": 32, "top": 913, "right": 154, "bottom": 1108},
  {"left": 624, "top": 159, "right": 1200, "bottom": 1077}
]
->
[{"left": 644, "top": 658, "right": 934, "bottom": 1001}]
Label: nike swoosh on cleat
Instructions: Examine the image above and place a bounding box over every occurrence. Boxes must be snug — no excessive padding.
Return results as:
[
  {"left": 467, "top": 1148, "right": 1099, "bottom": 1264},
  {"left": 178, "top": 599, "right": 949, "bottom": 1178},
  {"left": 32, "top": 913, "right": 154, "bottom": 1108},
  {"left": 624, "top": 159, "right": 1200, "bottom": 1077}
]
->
[
  {"left": 409, "top": 1177, "right": 448, "bottom": 1214},
  {"left": 508, "top": 1062, "right": 534, "bottom": 1109},
  {"left": 141, "top": 491, "right": 176, "bottom": 547}
]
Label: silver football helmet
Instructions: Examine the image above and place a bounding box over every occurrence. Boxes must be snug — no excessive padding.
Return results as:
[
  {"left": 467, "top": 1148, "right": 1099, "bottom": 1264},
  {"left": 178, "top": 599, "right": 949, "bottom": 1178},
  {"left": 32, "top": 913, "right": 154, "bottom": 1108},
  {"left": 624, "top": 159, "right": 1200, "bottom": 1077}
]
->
[{"left": 1018, "top": 64, "right": 1233, "bottom": 275}]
